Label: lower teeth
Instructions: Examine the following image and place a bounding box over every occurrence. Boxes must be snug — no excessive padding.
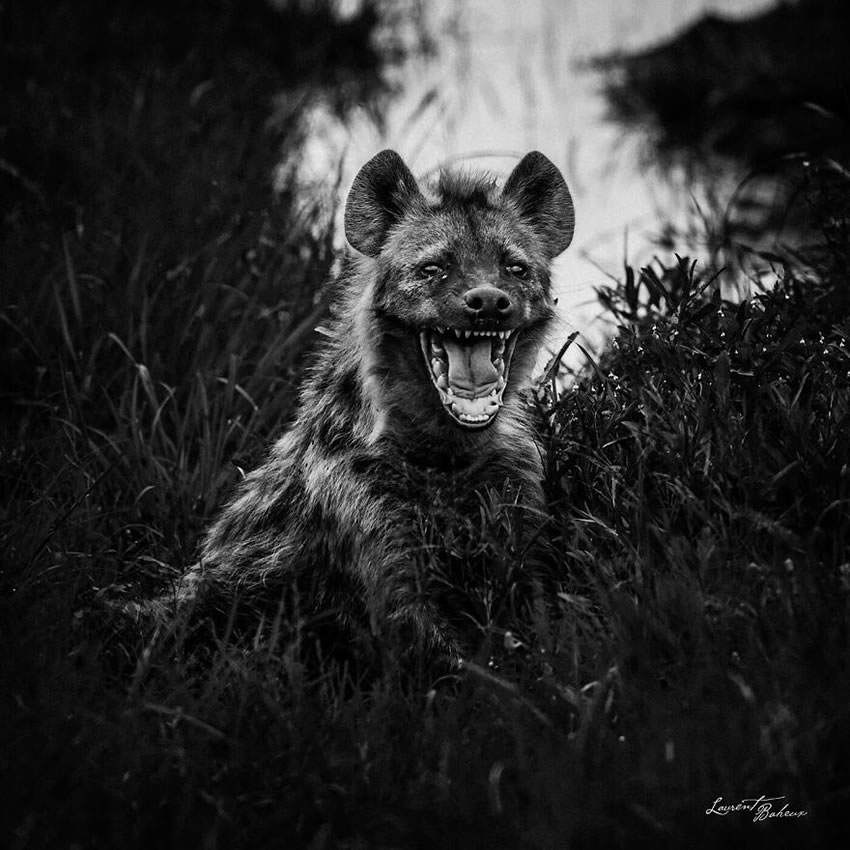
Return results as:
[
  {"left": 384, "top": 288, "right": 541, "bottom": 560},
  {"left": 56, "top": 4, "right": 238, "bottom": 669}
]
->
[{"left": 456, "top": 411, "right": 490, "bottom": 422}]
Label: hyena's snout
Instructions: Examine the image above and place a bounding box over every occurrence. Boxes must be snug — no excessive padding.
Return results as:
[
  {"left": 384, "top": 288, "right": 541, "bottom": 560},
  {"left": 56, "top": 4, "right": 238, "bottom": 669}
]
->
[
  {"left": 418, "top": 289, "right": 523, "bottom": 429},
  {"left": 462, "top": 285, "right": 514, "bottom": 324}
]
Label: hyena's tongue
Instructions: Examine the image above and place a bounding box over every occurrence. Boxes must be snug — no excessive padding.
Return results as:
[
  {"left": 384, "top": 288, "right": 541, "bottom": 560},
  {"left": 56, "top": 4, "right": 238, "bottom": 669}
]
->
[{"left": 442, "top": 337, "right": 499, "bottom": 397}]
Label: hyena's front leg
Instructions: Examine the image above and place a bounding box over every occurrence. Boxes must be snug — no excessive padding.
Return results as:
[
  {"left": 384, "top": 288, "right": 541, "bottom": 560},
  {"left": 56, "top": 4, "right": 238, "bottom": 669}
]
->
[
  {"left": 301, "top": 450, "right": 458, "bottom": 658},
  {"left": 345, "top": 524, "right": 461, "bottom": 663}
]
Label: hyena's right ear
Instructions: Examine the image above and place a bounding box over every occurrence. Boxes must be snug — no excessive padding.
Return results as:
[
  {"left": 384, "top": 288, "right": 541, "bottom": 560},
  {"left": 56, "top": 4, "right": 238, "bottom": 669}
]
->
[{"left": 345, "top": 150, "right": 424, "bottom": 257}]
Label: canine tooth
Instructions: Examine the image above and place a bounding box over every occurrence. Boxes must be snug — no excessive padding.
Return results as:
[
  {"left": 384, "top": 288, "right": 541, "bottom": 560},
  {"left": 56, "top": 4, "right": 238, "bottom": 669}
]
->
[
  {"left": 464, "top": 330, "right": 472, "bottom": 338},
  {"left": 497, "top": 376, "right": 506, "bottom": 389},
  {"left": 453, "top": 329, "right": 462, "bottom": 339}
]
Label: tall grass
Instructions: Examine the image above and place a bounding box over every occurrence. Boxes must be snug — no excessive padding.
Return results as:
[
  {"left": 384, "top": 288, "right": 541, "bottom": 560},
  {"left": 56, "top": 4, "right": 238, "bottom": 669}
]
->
[{"left": 6, "top": 238, "right": 848, "bottom": 847}]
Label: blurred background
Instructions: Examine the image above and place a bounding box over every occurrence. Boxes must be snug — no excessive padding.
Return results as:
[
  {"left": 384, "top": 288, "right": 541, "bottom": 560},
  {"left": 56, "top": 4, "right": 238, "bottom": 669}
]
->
[
  {"left": 289, "top": 0, "right": 788, "bottom": 327},
  {"left": 6, "top": 0, "right": 849, "bottom": 353},
  {"left": 281, "top": 0, "right": 850, "bottom": 344}
]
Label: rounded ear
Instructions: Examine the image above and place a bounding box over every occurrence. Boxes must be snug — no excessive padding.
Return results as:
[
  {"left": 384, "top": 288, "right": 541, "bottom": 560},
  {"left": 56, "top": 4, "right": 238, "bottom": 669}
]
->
[
  {"left": 344, "top": 150, "right": 424, "bottom": 257},
  {"left": 502, "top": 151, "right": 575, "bottom": 258}
]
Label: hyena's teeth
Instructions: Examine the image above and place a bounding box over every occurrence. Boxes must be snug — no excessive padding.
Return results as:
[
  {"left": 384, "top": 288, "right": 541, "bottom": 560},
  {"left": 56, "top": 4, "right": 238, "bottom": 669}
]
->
[
  {"left": 423, "top": 324, "right": 518, "bottom": 426},
  {"left": 450, "top": 402, "right": 486, "bottom": 423}
]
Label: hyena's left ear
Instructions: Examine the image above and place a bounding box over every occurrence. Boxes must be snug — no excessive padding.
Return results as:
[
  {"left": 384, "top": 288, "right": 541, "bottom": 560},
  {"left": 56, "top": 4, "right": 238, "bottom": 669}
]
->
[
  {"left": 502, "top": 151, "right": 575, "bottom": 258},
  {"left": 345, "top": 149, "right": 424, "bottom": 257}
]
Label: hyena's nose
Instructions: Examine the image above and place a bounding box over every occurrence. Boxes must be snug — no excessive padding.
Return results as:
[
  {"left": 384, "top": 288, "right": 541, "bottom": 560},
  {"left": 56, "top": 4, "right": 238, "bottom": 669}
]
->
[{"left": 463, "top": 286, "right": 513, "bottom": 321}]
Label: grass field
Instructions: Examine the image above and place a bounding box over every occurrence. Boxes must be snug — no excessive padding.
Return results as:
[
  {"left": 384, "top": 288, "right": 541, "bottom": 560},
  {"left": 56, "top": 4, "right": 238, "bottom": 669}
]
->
[{"left": 3, "top": 2, "right": 849, "bottom": 848}]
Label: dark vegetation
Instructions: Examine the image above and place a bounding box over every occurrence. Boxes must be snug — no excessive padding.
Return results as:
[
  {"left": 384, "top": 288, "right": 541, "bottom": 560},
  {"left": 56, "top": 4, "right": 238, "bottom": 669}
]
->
[
  {"left": 2, "top": 1, "right": 849, "bottom": 848},
  {"left": 596, "top": 0, "right": 850, "bottom": 258},
  {"left": 598, "top": 0, "right": 850, "bottom": 167}
]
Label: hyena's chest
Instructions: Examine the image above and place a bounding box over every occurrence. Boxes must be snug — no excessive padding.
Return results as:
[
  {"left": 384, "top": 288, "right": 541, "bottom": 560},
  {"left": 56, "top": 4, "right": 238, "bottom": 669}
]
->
[{"left": 387, "top": 453, "right": 541, "bottom": 531}]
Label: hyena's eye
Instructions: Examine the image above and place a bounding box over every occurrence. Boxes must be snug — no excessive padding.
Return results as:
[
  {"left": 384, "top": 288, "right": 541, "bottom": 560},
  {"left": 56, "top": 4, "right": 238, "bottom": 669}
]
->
[
  {"left": 505, "top": 261, "right": 528, "bottom": 279},
  {"left": 418, "top": 263, "right": 444, "bottom": 279}
]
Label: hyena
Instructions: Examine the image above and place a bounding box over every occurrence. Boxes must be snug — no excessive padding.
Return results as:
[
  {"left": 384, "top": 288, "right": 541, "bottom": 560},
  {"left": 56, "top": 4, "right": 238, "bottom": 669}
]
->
[{"left": 171, "top": 150, "right": 574, "bottom": 660}]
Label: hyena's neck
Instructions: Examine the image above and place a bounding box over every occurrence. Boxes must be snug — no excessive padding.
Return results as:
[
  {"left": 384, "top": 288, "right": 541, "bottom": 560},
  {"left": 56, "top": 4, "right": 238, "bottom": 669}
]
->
[{"left": 291, "top": 274, "right": 386, "bottom": 453}]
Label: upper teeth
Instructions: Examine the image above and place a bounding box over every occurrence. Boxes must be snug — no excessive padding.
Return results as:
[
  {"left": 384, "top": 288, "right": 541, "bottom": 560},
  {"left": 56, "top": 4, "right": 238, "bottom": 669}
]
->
[{"left": 436, "top": 327, "right": 508, "bottom": 339}]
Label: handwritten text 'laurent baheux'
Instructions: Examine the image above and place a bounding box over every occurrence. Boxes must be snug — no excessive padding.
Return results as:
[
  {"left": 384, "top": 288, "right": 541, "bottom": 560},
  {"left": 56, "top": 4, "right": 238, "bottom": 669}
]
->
[{"left": 706, "top": 796, "right": 808, "bottom": 821}]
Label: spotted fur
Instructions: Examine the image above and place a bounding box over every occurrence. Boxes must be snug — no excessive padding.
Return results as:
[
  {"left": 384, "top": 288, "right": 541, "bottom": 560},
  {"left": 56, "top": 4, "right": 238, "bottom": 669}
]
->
[{"left": 177, "top": 150, "right": 575, "bottom": 658}]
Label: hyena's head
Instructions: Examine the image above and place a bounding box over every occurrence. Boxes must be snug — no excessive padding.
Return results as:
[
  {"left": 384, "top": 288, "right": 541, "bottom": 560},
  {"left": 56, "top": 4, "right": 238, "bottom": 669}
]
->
[{"left": 345, "top": 150, "right": 574, "bottom": 433}]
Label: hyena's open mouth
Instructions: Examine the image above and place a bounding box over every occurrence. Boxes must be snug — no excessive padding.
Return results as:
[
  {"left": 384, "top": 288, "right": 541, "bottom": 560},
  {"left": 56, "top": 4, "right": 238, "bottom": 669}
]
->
[{"left": 419, "top": 328, "right": 518, "bottom": 428}]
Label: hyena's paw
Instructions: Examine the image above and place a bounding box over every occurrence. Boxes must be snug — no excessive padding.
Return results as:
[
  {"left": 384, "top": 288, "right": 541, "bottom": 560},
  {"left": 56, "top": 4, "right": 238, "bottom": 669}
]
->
[
  {"left": 384, "top": 601, "right": 462, "bottom": 668},
  {"left": 98, "top": 564, "right": 208, "bottom": 628}
]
